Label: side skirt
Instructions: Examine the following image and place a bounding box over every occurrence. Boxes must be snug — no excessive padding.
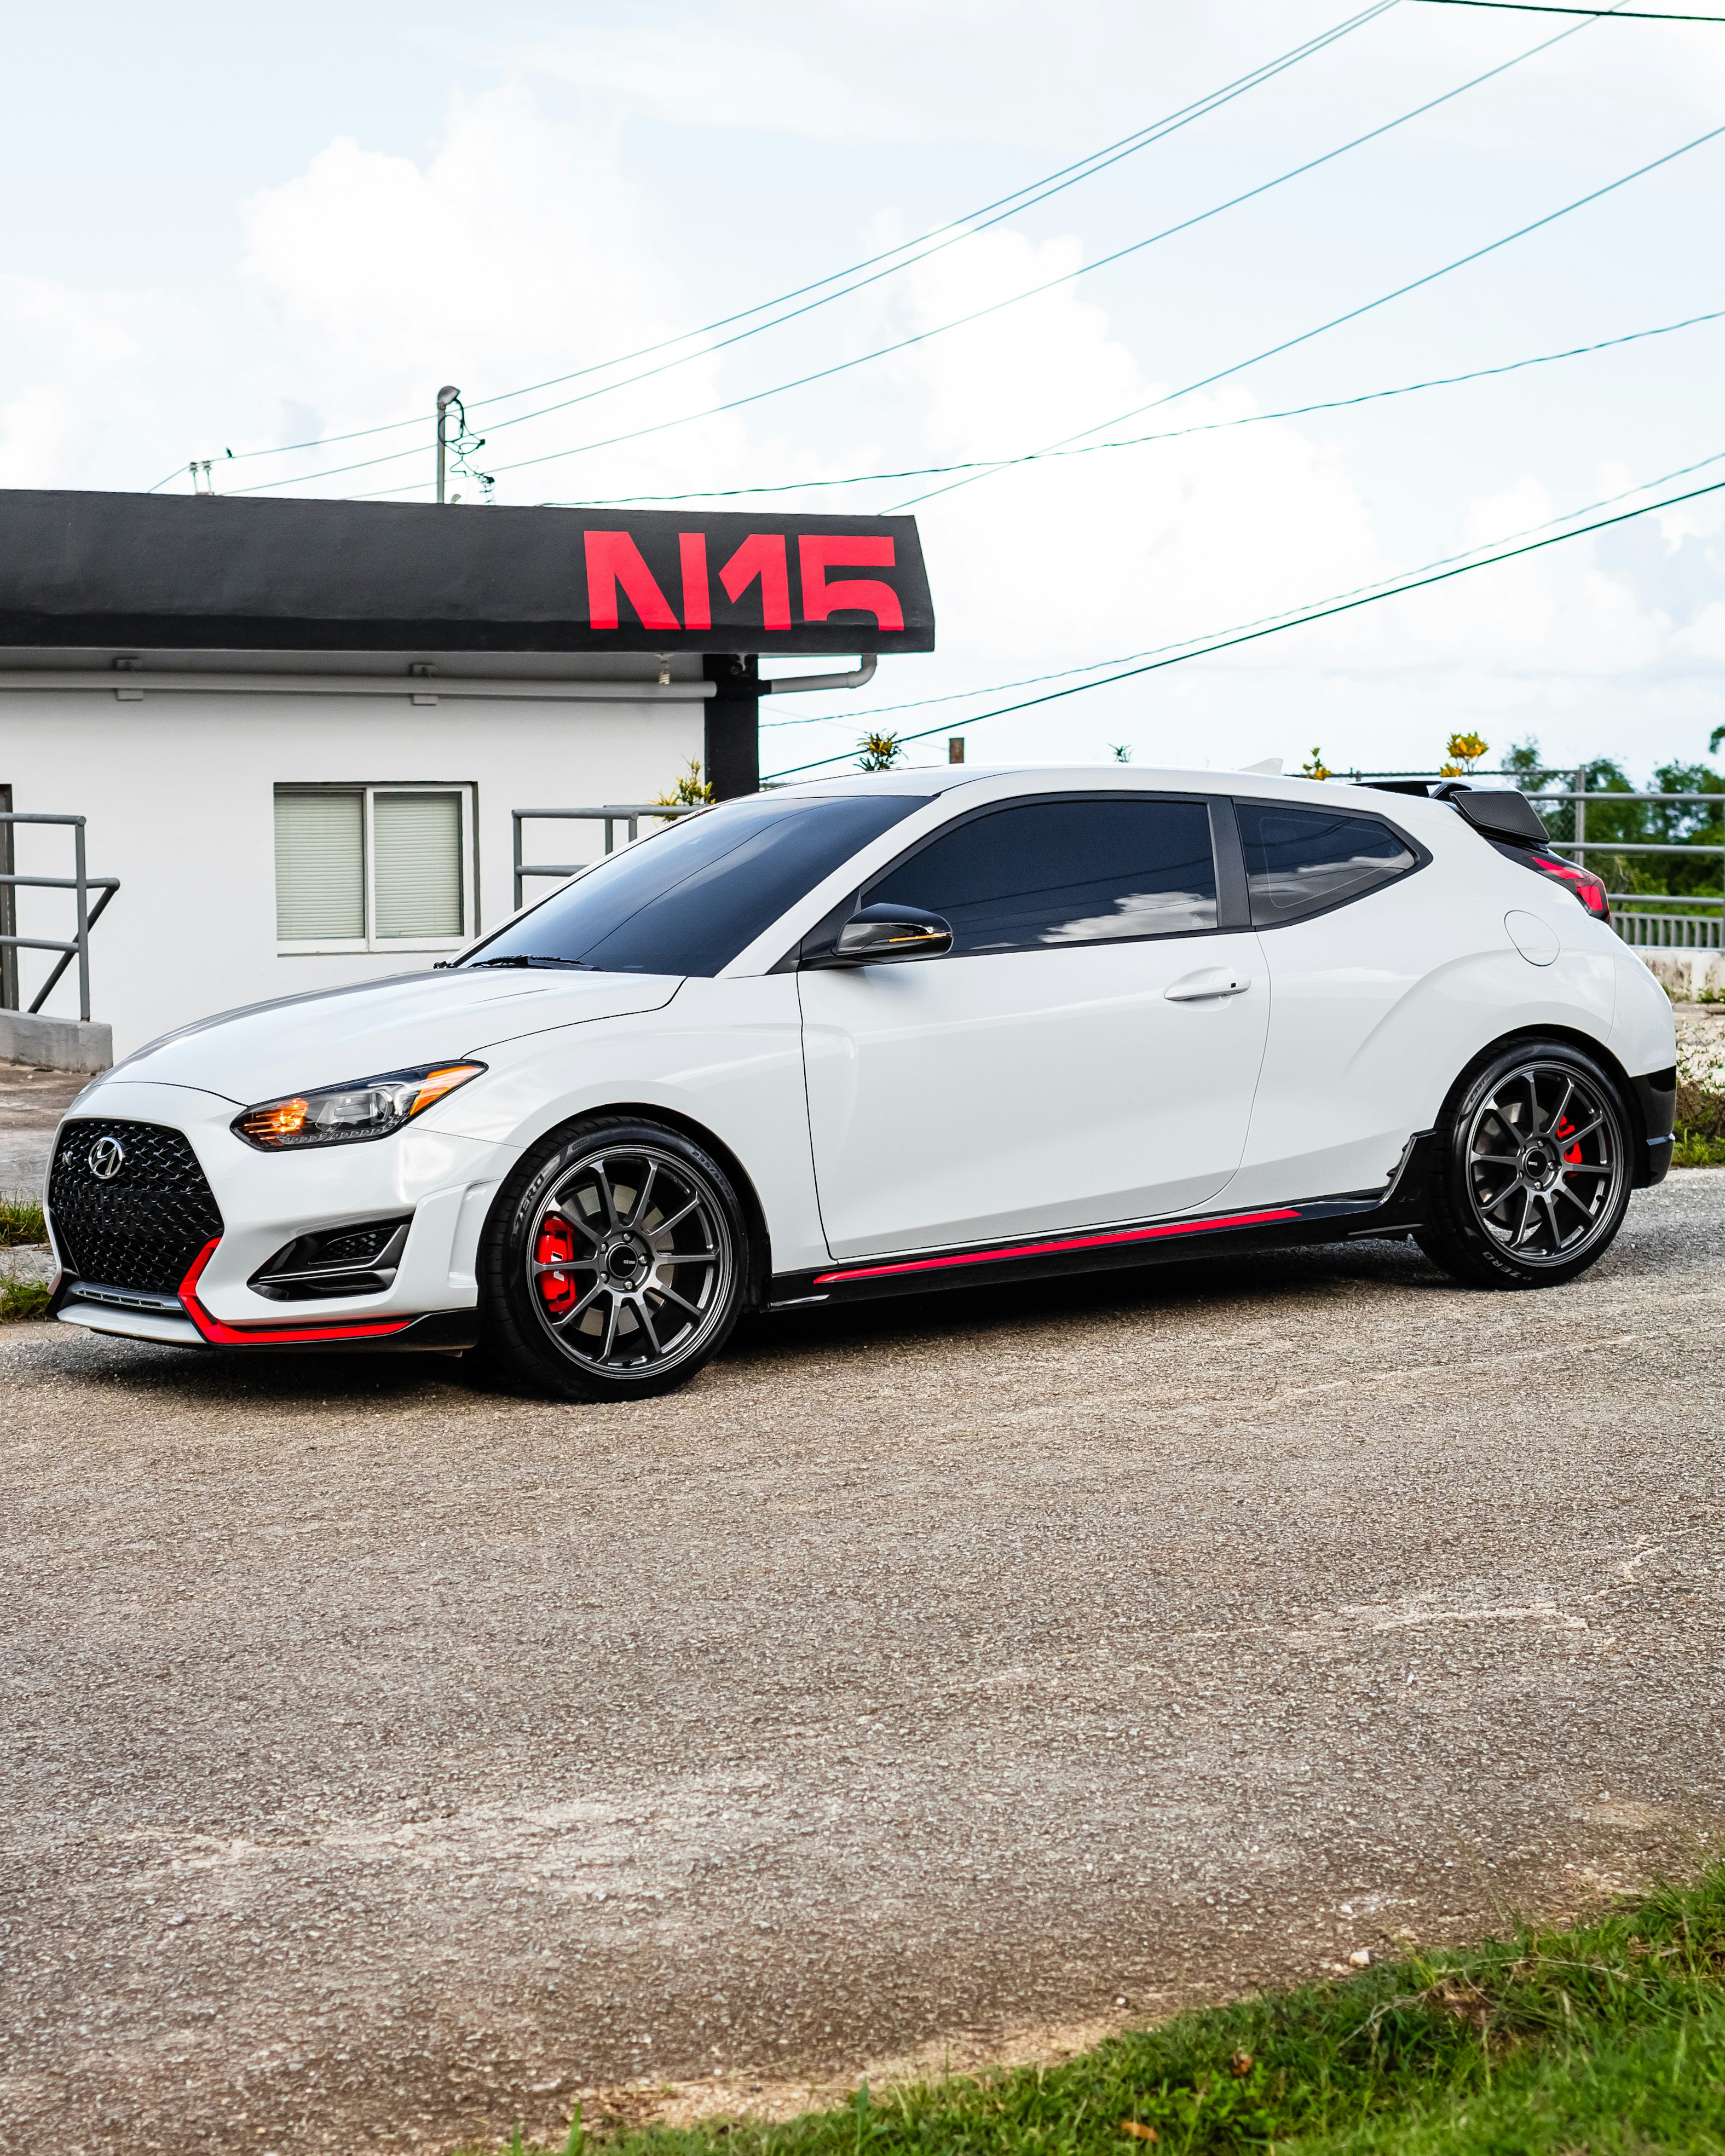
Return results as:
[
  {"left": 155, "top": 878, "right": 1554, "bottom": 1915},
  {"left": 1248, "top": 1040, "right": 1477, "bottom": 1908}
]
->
[{"left": 765, "top": 1134, "right": 1437, "bottom": 1310}]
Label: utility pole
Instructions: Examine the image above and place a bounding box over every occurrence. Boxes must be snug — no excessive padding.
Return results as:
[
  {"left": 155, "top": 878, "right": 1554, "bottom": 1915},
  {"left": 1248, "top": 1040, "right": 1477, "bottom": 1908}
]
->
[{"left": 435, "top": 385, "right": 460, "bottom": 504}]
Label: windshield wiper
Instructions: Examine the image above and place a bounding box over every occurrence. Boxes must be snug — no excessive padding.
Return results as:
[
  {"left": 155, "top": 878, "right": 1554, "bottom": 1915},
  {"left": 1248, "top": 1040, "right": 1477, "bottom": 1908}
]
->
[{"left": 465, "top": 955, "right": 593, "bottom": 970}]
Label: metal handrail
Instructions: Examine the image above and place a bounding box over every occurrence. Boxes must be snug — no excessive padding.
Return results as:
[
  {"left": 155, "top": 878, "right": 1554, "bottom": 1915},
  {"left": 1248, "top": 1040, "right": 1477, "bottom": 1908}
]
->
[
  {"left": 0, "top": 812, "right": 119, "bottom": 1021},
  {"left": 511, "top": 803, "right": 698, "bottom": 909}
]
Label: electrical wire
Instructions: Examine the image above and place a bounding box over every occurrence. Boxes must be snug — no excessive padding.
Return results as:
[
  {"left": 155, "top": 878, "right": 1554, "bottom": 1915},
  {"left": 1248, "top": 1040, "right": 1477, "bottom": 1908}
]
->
[
  {"left": 767, "top": 442, "right": 1725, "bottom": 731},
  {"left": 763, "top": 461, "right": 1725, "bottom": 779},
  {"left": 891, "top": 111, "right": 1725, "bottom": 510},
  {"left": 549, "top": 304, "right": 1725, "bottom": 511},
  {"left": 271, "top": 7, "right": 1607, "bottom": 503},
  {"left": 301, "top": 35, "right": 1645, "bottom": 507},
  {"left": 164, "top": 0, "right": 1399, "bottom": 482},
  {"left": 1418, "top": 1, "right": 1725, "bottom": 16}
]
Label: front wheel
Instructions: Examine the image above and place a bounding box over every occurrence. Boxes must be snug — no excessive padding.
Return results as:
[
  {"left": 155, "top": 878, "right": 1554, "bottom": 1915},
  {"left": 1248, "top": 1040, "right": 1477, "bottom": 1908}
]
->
[
  {"left": 477, "top": 1117, "right": 746, "bottom": 1401},
  {"left": 1416, "top": 1040, "right": 1632, "bottom": 1290}
]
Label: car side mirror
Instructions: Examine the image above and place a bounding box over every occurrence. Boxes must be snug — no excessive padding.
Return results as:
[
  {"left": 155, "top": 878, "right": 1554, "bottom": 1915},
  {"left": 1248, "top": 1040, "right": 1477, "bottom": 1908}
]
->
[{"left": 803, "top": 902, "right": 953, "bottom": 968}]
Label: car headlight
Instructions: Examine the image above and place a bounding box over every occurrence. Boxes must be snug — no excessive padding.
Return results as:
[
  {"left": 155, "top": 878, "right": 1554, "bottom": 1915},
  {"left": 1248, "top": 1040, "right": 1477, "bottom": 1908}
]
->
[{"left": 233, "top": 1062, "right": 487, "bottom": 1150}]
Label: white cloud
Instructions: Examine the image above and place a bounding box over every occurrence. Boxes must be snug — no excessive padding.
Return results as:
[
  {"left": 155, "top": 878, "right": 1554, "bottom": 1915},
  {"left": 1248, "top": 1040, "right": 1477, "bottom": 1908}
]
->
[
  {"left": 0, "top": 274, "right": 209, "bottom": 492},
  {"left": 1, "top": 7, "right": 1720, "bottom": 779}
]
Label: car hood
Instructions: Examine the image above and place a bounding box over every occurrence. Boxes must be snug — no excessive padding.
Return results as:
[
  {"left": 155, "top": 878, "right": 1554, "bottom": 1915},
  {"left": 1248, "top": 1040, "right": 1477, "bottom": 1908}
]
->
[{"left": 100, "top": 967, "right": 684, "bottom": 1104}]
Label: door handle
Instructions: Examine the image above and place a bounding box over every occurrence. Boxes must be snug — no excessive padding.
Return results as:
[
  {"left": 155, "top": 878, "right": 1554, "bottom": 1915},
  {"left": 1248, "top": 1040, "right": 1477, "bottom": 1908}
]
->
[{"left": 1164, "top": 970, "right": 1252, "bottom": 1001}]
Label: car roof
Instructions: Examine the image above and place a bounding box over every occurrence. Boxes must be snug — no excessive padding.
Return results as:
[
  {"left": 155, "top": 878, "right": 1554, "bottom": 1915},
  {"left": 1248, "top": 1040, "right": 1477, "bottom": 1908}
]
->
[
  {"left": 764, "top": 763, "right": 1481, "bottom": 851},
  {"left": 771, "top": 764, "right": 1400, "bottom": 808}
]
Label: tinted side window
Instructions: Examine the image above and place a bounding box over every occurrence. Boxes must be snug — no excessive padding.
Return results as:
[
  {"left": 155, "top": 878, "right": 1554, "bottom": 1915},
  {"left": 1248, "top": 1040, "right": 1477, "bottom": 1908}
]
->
[
  {"left": 462, "top": 794, "right": 920, "bottom": 977},
  {"left": 868, "top": 797, "right": 1218, "bottom": 958},
  {"left": 1236, "top": 801, "right": 1417, "bottom": 923}
]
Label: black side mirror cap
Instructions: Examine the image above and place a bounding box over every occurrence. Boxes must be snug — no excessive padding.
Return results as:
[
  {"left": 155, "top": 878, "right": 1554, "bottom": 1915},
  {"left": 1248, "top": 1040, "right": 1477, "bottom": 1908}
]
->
[
  {"left": 803, "top": 902, "right": 953, "bottom": 967},
  {"left": 1446, "top": 785, "right": 1551, "bottom": 846}
]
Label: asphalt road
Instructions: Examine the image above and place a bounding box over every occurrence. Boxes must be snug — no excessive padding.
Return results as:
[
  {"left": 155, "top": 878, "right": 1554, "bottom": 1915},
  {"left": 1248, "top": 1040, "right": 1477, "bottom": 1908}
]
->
[{"left": 4, "top": 1170, "right": 1723, "bottom": 2156}]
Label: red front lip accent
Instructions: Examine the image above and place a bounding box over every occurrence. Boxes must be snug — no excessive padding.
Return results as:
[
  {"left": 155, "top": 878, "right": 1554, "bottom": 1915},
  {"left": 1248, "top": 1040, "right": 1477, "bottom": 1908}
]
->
[
  {"left": 177, "top": 1239, "right": 413, "bottom": 1344},
  {"left": 812, "top": 1207, "right": 1305, "bottom": 1286}
]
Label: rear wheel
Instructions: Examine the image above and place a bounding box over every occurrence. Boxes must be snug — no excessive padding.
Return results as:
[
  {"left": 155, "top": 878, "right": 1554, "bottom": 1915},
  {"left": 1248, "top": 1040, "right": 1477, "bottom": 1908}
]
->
[
  {"left": 478, "top": 1117, "right": 746, "bottom": 1400},
  {"left": 1416, "top": 1040, "right": 1632, "bottom": 1289}
]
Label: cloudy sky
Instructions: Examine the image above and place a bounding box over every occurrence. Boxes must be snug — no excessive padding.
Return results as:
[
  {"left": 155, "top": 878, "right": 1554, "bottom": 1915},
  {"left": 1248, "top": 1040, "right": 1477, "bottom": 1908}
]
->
[{"left": 7, "top": 0, "right": 1725, "bottom": 780}]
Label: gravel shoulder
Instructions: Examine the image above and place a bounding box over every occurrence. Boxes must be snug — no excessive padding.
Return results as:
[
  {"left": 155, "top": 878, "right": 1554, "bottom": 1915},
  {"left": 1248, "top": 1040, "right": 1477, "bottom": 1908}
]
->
[{"left": 2, "top": 1171, "right": 1723, "bottom": 2155}]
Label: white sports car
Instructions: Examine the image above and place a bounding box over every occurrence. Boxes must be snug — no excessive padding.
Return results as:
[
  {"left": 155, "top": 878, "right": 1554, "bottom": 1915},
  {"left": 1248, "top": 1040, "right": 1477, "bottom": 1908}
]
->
[{"left": 44, "top": 766, "right": 1677, "bottom": 1401}]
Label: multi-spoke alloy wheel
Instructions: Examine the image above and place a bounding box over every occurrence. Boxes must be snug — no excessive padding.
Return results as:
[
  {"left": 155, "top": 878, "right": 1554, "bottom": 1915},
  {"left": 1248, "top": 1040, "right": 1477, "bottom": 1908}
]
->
[
  {"left": 1464, "top": 1060, "right": 1624, "bottom": 1264},
  {"left": 1418, "top": 1041, "right": 1632, "bottom": 1290},
  {"left": 527, "top": 1144, "right": 732, "bottom": 1374},
  {"left": 479, "top": 1119, "right": 746, "bottom": 1400}
]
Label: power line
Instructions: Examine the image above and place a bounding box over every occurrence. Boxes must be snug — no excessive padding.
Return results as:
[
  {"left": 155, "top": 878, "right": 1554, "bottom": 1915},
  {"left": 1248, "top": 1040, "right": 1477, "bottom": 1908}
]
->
[
  {"left": 763, "top": 463, "right": 1725, "bottom": 779},
  {"left": 1417, "top": 1, "right": 1725, "bottom": 17},
  {"left": 224, "top": 3, "right": 1605, "bottom": 503},
  {"left": 557, "top": 304, "right": 1725, "bottom": 514},
  {"left": 286, "top": 5, "right": 1603, "bottom": 503},
  {"left": 166, "top": 1, "right": 1398, "bottom": 483},
  {"left": 769, "top": 443, "right": 1725, "bottom": 731},
  {"left": 892, "top": 111, "right": 1725, "bottom": 511},
  {"left": 765, "top": 441, "right": 1725, "bottom": 730}
]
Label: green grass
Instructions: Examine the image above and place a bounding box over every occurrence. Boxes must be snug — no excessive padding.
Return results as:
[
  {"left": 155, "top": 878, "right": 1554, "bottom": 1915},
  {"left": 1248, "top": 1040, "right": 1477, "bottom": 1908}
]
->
[
  {"left": 1674, "top": 1128, "right": 1725, "bottom": 1168},
  {"left": 0, "top": 1277, "right": 50, "bottom": 1321},
  {"left": 0, "top": 1190, "right": 45, "bottom": 1246},
  {"left": 495, "top": 1872, "right": 1725, "bottom": 2156},
  {"left": 0, "top": 1190, "right": 50, "bottom": 1318}
]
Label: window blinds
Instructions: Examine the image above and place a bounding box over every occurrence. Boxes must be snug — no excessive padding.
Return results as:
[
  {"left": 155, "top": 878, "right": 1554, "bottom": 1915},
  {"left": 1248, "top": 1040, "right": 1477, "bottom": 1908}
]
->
[
  {"left": 373, "top": 792, "right": 464, "bottom": 939},
  {"left": 275, "top": 791, "right": 364, "bottom": 942}
]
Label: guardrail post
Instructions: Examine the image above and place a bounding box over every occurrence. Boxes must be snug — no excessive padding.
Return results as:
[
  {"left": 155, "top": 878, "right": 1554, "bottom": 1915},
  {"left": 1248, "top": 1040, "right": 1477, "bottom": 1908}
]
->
[
  {"left": 0, "top": 785, "right": 14, "bottom": 1011},
  {"left": 73, "top": 817, "right": 91, "bottom": 1021},
  {"left": 512, "top": 810, "right": 525, "bottom": 911}
]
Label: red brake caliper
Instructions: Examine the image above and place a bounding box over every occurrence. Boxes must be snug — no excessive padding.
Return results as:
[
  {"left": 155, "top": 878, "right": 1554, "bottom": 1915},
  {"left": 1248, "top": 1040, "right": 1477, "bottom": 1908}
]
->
[
  {"left": 534, "top": 1217, "right": 579, "bottom": 1313},
  {"left": 1556, "top": 1115, "right": 1581, "bottom": 1165}
]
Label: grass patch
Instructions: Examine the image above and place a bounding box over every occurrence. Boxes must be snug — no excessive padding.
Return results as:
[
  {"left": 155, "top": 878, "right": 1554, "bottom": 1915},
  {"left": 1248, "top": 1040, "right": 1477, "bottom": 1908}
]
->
[
  {"left": 1674, "top": 1128, "right": 1725, "bottom": 1168},
  {"left": 0, "top": 1277, "right": 50, "bottom": 1321},
  {"left": 499, "top": 1872, "right": 1725, "bottom": 2156},
  {"left": 0, "top": 1190, "right": 45, "bottom": 1246}
]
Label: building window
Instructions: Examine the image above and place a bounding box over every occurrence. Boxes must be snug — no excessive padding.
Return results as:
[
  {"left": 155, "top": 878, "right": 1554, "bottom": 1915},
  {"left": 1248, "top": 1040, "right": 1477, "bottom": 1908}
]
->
[{"left": 274, "top": 785, "right": 476, "bottom": 952}]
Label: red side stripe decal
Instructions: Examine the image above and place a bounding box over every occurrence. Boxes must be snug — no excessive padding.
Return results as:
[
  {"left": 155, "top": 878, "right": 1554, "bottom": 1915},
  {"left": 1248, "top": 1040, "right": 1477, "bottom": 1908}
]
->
[
  {"left": 177, "top": 1240, "right": 414, "bottom": 1345},
  {"left": 812, "top": 1208, "right": 1304, "bottom": 1287}
]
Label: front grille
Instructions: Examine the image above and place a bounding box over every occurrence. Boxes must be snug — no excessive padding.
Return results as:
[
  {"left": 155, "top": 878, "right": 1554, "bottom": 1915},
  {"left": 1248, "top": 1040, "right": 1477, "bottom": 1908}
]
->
[{"left": 48, "top": 1119, "right": 224, "bottom": 1295}]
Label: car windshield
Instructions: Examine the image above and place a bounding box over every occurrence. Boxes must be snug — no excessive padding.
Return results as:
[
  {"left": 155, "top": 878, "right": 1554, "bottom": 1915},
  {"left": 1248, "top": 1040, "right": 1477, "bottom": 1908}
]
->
[{"left": 459, "top": 793, "right": 922, "bottom": 977}]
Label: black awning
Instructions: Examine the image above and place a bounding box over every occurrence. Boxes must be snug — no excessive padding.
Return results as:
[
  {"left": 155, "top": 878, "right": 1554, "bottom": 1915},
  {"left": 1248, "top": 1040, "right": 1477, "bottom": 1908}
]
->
[{"left": 0, "top": 491, "right": 936, "bottom": 656}]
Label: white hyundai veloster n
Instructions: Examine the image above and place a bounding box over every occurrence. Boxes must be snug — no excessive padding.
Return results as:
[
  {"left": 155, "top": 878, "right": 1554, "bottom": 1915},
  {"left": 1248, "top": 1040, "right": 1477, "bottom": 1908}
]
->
[{"left": 44, "top": 767, "right": 1676, "bottom": 1401}]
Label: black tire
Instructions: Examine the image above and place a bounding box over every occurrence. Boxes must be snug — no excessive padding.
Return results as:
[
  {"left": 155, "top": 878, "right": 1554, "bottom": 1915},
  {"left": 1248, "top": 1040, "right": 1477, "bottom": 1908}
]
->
[
  {"left": 477, "top": 1116, "right": 747, "bottom": 1402},
  {"left": 1415, "top": 1038, "right": 1632, "bottom": 1290}
]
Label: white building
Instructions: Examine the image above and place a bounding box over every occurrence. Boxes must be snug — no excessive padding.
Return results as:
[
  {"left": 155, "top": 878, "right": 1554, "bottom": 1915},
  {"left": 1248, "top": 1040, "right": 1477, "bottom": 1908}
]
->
[{"left": 0, "top": 491, "right": 933, "bottom": 1064}]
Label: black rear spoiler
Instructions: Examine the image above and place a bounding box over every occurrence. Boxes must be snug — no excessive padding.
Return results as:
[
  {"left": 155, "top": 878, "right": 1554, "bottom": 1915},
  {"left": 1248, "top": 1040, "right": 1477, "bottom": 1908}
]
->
[{"left": 1364, "top": 778, "right": 1549, "bottom": 847}]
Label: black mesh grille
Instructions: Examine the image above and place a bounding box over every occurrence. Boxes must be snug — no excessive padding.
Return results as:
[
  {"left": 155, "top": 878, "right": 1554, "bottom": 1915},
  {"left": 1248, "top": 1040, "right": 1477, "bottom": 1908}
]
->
[{"left": 48, "top": 1119, "right": 224, "bottom": 1294}]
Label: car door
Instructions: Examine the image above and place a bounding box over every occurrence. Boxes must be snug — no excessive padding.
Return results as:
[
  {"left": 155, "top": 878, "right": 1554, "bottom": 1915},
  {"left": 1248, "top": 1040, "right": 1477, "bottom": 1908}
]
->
[
  {"left": 1227, "top": 794, "right": 1435, "bottom": 1202},
  {"left": 798, "top": 791, "right": 1270, "bottom": 1260}
]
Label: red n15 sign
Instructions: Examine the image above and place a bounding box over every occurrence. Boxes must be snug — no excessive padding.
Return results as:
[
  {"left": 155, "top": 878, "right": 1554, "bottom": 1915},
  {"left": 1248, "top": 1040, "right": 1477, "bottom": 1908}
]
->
[{"left": 585, "top": 531, "right": 905, "bottom": 635}]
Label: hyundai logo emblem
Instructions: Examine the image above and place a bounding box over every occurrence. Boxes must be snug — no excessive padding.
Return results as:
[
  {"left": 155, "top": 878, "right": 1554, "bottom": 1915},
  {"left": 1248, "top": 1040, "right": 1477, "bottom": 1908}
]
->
[{"left": 88, "top": 1135, "right": 126, "bottom": 1181}]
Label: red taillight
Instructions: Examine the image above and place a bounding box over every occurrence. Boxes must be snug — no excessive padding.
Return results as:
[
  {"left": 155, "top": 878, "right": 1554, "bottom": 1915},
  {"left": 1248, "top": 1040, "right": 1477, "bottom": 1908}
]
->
[
  {"left": 534, "top": 1217, "right": 579, "bottom": 1313},
  {"left": 1527, "top": 849, "right": 1610, "bottom": 922}
]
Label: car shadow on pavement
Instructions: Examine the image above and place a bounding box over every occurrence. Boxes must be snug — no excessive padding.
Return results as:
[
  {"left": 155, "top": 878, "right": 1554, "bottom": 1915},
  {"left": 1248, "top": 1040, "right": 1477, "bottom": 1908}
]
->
[{"left": 13, "top": 1195, "right": 1688, "bottom": 1406}]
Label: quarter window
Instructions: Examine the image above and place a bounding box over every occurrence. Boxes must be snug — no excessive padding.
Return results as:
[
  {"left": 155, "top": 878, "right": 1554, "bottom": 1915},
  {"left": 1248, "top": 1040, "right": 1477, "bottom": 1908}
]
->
[
  {"left": 274, "top": 785, "right": 475, "bottom": 952},
  {"left": 1235, "top": 800, "right": 1417, "bottom": 924},
  {"left": 868, "top": 797, "right": 1219, "bottom": 957}
]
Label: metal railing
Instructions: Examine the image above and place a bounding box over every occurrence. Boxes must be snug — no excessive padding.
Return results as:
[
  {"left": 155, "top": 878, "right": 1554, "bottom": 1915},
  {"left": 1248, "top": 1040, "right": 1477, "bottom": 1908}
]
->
[
  {"left": 1345, "top": 769, "right": 1722, "bottom": 950},
  {"left": 511, "top": 803, "right": 697, "bottom": 909},
  {"left": 1607, "top": 906, "right": 1722, "bottom": 949},
  {"left": 0, "top": 813, "right": 119, "bottom": 1022}
]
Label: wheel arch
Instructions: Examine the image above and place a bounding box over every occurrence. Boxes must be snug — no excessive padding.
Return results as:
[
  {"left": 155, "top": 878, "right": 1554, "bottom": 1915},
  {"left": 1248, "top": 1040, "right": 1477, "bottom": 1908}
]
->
[
  {"left": 498, "top": 1100, "right": 775, "bottom": 1307},
  {"left": 1440, "top": 1022, "right": 1659, "bottom": 1186}
]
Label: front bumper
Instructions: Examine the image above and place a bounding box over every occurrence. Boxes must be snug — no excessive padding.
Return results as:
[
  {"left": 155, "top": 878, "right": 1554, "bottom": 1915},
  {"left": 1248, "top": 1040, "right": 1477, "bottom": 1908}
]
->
[{"left": 45, "top": 1079, "right": 514, "bottom": 1350}]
